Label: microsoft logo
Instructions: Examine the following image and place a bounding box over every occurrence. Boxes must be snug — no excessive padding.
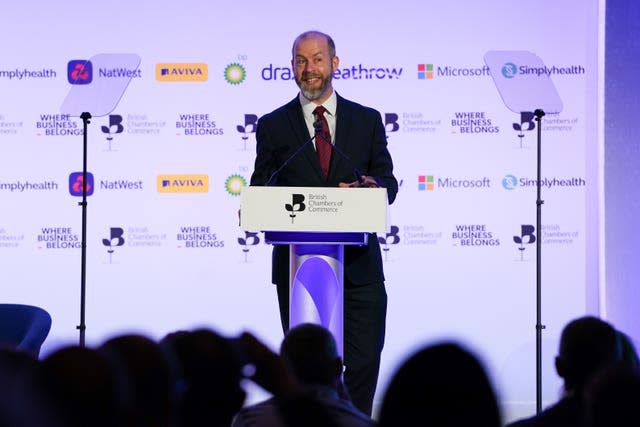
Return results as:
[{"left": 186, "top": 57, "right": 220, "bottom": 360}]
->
[
  {"left": 417, "top": 64, "right": 434, "bottom": 80},
  {"left": 418, "top": 175, "right": 434, "bottom": 191}
]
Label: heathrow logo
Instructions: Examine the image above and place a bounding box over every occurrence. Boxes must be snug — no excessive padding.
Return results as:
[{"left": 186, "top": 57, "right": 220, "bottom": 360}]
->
[{"left": 285, "top": 194, "right": 306, "bottom": 223}]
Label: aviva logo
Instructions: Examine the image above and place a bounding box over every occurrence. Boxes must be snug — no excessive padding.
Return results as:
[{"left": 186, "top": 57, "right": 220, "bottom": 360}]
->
[
  {"left": 157, "top": 174, "right": 209, "bottom": 193},
  {"left": 156, "top": 63, "right": 208, "bottom": 82}
]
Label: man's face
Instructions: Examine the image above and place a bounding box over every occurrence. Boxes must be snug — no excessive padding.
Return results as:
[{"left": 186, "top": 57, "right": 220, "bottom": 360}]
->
[{"left": 292, "top": 35, "right": 339, "bottom": 102}]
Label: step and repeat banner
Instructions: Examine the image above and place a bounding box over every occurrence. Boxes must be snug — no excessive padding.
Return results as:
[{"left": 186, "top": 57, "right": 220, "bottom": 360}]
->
[{"left": 0, "top": 0, "right": 601, "bottom": 420}]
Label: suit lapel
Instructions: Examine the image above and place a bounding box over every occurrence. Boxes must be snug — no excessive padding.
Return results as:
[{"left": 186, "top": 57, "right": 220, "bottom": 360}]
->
[
  {"left": 330, "top": 95, "right": 352, "bottom": 182},
  {"left": 285, "top": 97, "right": 325, "bottom": 180}
]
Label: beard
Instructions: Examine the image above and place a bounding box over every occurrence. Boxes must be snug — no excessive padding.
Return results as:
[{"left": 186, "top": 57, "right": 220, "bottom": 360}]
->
[{"left": 295, "top": 71, "right": 333, "bottom": 101}]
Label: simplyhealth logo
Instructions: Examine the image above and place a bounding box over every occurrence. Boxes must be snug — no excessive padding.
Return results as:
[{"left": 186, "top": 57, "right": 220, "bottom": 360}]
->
[
  {"left": 156, "top": 63, "right": 208, "bottom": 82},
  {"left": 157, "top": 175, "right": 209, "bottom": 193},
  {"left": 285, "top": 194, "right": 306, "bottom": 223},
  {"left": 68, "top": 60, "right": 93, "bottom": 85}
]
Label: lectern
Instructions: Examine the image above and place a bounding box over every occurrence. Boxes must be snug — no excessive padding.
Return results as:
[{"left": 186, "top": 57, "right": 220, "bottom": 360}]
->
[{"left": 240, "top": 186, "right": 388, "bottom": 357}]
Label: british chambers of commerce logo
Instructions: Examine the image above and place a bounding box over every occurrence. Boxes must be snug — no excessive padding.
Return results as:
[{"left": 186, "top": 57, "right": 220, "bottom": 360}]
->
[
  {"left": 69, "top": 172, "right": 94, "bottom": 196},
  {"left": 285, "top": 194, "right": 306, "bottom": 223},
  {"left": 67, "top": 60, "right": 93, "bottom": 85}
]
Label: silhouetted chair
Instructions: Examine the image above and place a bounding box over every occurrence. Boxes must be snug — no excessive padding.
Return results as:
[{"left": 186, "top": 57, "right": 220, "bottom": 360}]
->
[{"left": 0, "top": 304, "right": 52, "bottom": 357}]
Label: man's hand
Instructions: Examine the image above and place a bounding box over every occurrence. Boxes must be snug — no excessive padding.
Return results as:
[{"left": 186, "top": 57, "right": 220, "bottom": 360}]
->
[
  {"left": 238, "top": 332, "right": 300, "bottom": 397},
  {"left": 338, "top": 175, "right": 379, "bottom": 188}
]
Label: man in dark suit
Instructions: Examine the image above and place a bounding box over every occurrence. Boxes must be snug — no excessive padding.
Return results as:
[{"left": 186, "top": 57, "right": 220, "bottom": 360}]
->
[{"left": 249, "top": 30, "right": 398, "bottom": 416}]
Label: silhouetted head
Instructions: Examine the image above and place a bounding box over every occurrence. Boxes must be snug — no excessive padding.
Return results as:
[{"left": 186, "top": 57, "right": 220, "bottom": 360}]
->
[
  {"left": 377, "top": 342, "right": 501, "bottom": 427},
  {"left": 280, "top": 323, "right": 342, "bottom": 388},
  {"left": 99, "top": 334, "right": 177, "bottom": 427},
  {"left": 555, "top": 316, "right": 620, "bottom": 393},
  {"left": 586, "top": 364, "right": 640, "bottom": 427},
  {"left": 37, "top": 345, "right": 119, "bottom": 427},
  {"left": 161, "top": 328, "right": 246, "bottom": 427}
]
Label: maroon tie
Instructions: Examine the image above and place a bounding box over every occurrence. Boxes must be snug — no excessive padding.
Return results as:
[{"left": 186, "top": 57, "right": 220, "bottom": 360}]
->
[{"left": 313, "top": 105, "right": 333, "bottom": 179}]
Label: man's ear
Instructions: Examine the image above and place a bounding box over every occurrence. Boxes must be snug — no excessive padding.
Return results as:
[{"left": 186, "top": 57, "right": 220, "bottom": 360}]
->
[
  {"left": 332, "top": 55, "right": 340, "bottom": 72},
  {"left": 555, "top": 356, "right": 566, "bottom": 379},
  {"left": 333, "top": 357, "right": 344, "bottom": 377}
]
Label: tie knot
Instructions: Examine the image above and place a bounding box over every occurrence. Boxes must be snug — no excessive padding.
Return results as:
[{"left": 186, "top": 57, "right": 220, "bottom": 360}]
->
[{"left": 313, "top": 105, "right": 327, "bottom": 117}]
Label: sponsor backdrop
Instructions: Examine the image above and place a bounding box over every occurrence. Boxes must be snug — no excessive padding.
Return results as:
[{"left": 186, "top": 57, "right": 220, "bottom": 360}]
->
[{"left": 1, "top": 0, "right": 603, "bottom": 422}]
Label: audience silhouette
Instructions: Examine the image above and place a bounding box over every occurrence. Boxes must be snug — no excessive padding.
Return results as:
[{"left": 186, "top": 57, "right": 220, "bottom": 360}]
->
[
  {"left": 585, "top": 363, "right": 640, "bottom": 427},
  {"left": 507, "top": 316, "right": 623, "bottom": 427},
  {"left": 1, "top": 315, "right": 637, "bottom": 427},
  {"left": 160, "top": 328, "right": 246, "bottom": 427},
  {"left": 232, "top": 323, "right": 375, "bottom": 427},
  {"left": 377, "top": 341, "right": 502, "bottom": 427},
  {"left": 98, "top": 334, "right": 177, "bottom": 427}
]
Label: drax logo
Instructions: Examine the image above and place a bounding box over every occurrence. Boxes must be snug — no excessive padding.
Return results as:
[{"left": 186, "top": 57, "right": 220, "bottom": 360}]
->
[
  {"left": 285, "top": 194, "right": 306, "bottom": 223},
  {"left": 236, "top": 114, "right": 258, "bottom": 150},
  {"left": 68, "top": 60, "right": 93, "bottom": 84},
  {"left": 101, "top": 115, "right": 124, "bottom": 151},
  {"left": 238, "top": 231, "right": 260, "bottom": 263},
  {"left": 69, "top": 172, "right": 94, "bottom": 196},
  {"left": 513, "top": 111, "right": 536, "bottom": 148},
  {"left": 513, "top": 224, "right": 536, "bottom": 261},
  {"left": 102, "top": 227, "right": 125, "bottom": 264},
  {"left": 377, "top": 225, "right": 400, "bottom": 262}
]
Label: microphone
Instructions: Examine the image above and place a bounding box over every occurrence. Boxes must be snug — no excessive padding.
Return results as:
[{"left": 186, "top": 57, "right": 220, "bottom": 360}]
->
[{"left": 264, "top": 120, "right": 323, "bottom": 186}]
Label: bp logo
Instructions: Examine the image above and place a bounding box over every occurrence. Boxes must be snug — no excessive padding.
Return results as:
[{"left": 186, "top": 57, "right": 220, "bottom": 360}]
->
[
  {"left": 224, "top": 63, "right": 246, "bottom": 85},
  {"left": 225, "top": 174, "right": 246, "bottom": 196}
]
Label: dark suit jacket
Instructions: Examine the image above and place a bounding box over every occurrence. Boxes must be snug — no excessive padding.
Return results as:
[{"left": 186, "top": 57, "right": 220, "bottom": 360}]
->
[{"left": 250, "top": 93, "right": 398, "bottom": 287}]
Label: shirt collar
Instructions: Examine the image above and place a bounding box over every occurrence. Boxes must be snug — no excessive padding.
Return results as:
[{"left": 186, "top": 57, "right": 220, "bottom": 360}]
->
[{"left": 299, "top": 90, "right": 337, "bottom": 118}]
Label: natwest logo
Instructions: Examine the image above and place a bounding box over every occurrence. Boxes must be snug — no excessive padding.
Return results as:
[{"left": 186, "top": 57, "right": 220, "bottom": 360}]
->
[
  {"left": 156, "top": 63, "right": 208, "bottom": 82},
  {"left": 157, "top": 174, "right": 209, "bottom": 193},
  {"left": 68, "top": 60, "right": 93, "bottom": 84},
  {"left": 69, "top": 172, "right": 94, "bottom": 196}
]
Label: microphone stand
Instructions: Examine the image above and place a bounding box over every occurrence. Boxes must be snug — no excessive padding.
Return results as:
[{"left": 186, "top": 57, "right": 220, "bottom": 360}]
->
[
  {"left": 265, "top": 121, "right": 322, "bottom": 186},
  {"left": 534, "top": 108, "right": 546, "bottom": 413},
  {"left": 77, "top": 111, "right": 91, "bottom": 347}
]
